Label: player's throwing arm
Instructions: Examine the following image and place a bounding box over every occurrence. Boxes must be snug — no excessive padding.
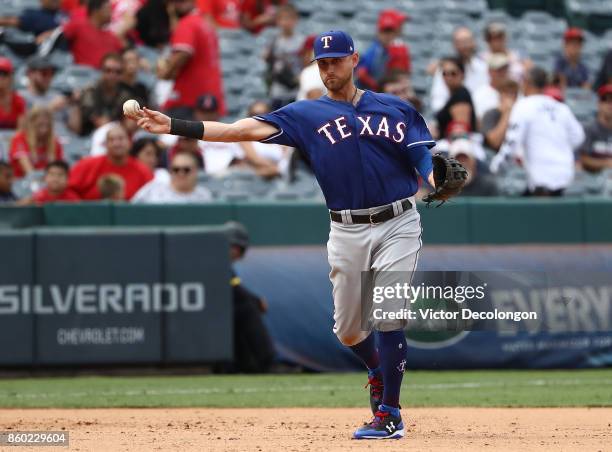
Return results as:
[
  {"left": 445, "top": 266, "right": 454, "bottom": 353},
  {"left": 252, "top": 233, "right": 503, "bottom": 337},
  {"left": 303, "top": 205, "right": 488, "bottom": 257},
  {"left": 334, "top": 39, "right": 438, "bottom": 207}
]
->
[{"left": 131, "top": 107, "right": 279, "bottom": 143}]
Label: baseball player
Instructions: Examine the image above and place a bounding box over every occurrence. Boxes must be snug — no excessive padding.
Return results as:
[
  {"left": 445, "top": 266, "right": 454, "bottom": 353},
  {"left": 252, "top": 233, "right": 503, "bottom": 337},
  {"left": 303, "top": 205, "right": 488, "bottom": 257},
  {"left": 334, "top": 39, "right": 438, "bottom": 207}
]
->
[{"left": 131, "top": 30, "right": 465, "bottom": 440}]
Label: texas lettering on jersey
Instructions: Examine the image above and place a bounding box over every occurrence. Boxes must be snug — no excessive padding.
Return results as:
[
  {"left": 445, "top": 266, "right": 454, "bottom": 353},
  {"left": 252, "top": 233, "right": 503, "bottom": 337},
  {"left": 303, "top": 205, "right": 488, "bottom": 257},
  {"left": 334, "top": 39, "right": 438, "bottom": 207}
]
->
[
  {"left": 317, "top": 115, "right": 406, "bottom": 144},
  {"left": 253, "top": 90, "right": 435, "bottom": 210}
]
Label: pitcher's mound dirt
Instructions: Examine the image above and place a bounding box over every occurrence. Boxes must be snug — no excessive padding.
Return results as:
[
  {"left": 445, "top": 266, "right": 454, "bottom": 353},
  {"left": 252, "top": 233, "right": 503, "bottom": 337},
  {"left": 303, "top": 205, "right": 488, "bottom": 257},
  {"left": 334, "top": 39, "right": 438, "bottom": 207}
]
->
[{"left": 0, "top": 407, "right": 610, "bottom": 451}]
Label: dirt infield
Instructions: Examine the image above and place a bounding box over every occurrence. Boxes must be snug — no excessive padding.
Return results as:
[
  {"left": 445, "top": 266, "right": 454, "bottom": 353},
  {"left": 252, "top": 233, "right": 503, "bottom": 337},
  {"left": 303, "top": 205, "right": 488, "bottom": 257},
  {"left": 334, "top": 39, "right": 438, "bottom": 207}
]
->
[{"left": 0, "top": 407, "right": 610, "bottom": 451}]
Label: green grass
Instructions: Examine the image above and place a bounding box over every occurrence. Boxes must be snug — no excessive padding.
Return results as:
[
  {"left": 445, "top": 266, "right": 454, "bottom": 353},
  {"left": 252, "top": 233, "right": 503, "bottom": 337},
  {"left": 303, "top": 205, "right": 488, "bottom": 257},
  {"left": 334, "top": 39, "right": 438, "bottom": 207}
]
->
[{"left": 0, "top": 369, "right": 610, "bottom": 409}]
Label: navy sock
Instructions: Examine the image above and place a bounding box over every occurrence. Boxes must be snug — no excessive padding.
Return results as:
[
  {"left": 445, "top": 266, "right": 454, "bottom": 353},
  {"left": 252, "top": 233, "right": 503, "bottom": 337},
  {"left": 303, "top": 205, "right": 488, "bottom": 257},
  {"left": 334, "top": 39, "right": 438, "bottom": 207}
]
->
[
  {"left": 348, "top": 332, "right": 380, "bottom": 371},
  {"left": 376, "top": 329, "right": 407, "bottom": 408}
]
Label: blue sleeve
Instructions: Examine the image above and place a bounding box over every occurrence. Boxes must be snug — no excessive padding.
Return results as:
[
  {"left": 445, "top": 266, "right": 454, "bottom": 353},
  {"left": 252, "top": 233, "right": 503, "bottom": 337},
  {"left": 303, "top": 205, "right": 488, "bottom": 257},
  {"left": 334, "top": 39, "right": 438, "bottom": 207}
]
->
[
  {"left": 253, "top": 103, "right": 303, "bottom": 148},
  {"left": 405, "top": 108, "right": 435, "bottom": 150},
  {"left": 408, "top": 145, "right": 433, "bottom": 180},
  {"left": 403, "top": 107, "right": 434, "bottom": 179}
]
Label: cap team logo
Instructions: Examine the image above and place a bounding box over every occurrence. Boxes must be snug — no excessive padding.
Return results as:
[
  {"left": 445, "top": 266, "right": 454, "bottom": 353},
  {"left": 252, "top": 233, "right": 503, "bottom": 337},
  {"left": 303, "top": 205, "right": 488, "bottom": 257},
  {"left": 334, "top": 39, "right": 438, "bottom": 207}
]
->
[{"left": 321, "top": 36, "right": 333, "bottom": 48}]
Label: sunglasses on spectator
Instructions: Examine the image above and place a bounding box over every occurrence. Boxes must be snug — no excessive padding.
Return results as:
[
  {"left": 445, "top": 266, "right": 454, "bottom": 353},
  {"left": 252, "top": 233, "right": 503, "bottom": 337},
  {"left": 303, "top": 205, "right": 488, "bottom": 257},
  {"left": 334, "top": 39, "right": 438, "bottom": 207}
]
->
[
  {"left": 37, "top": 68, "right": 55, "bottom": 76},
  {"left": 171, "top": 166, "right": 195, "bottom": 174},
  {"left": 0, "top": 70, "right": 11, "bottom": 77},
  {"left": 103, "top": 67, "right": 122, "bottom": 74},
  {"left": 600, "top": 95, "right": 612, "bottom": 103},
  {"left": 443, "top": 70, "right": 459, "bottom": 77}
]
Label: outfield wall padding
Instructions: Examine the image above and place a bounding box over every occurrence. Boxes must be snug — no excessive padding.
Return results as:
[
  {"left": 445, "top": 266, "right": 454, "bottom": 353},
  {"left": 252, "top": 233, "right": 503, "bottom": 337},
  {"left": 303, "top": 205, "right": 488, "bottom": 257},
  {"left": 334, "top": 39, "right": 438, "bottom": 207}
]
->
[
  {"left": 236, "top": 244, "right": 612, "bottom": 371},
  {"left": 0, "top": 227, "right": 232, "bottom": 367}
]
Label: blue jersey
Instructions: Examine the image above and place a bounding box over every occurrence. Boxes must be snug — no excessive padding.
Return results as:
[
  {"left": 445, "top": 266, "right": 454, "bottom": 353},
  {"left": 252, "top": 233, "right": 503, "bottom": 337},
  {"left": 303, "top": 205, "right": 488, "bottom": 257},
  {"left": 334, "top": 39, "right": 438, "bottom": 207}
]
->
[{"left": 254, "top": 90, "right": 435, "bottom": 210}]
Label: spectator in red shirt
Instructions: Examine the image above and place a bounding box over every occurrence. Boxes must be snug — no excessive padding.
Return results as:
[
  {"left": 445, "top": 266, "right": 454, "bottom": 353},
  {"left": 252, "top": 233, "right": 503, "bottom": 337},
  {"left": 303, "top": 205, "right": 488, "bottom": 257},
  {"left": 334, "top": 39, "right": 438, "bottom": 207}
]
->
[
  {"left": 198, "top": 0, "right": 240, "bottom": 28},
  {"left": 9, "top": 106, "right": 64, "bottom": 179},
  {"left": 158, "top": 0, "right": 225, "bottom": 116},
  {"left": 0, "top": 58, "right": 26, "bottom": 130},
  {"left": 69, "top": 123, "right": 153, "bottom": 199},
  {"left": 62, "top": 0, "right": 124, "bottom": 68},
  {"left": 356, "top": 9, "right": 411, "bottom": 92},
  {"left": 32, "top": 160, "right": 80, "bottom": 204},
  {"left": 61, "top": 0, "right": 82, "bottom": 15},
  {"left": 239, "top": 0, "right": 285, "bottom": 34}
]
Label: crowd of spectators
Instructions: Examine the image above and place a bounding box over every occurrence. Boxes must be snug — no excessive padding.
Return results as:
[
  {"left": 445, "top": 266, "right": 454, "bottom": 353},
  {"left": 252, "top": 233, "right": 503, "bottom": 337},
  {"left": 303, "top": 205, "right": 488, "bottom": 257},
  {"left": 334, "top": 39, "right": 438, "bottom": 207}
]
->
[{"left": 0, "top": 0, "right": 611, "bottom": 205}]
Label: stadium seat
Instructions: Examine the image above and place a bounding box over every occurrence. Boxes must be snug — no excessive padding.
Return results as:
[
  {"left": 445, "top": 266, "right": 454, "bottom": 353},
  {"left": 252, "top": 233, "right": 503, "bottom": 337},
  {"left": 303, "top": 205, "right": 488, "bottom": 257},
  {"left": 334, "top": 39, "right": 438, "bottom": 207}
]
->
[
  {"left": 0, "top": 0, "right": 21, "bottom": 18},
  {"left": 482, "top": 8, "right": 512, "bottom": 23},
  {"left": 565, "top": 88, "right": 598, "bottom": 122},
  {"left": 0, "top": 28, "right": 37, "bottom": 57},
  {"left": 496, "top": 165, "right": 528, "bottom": 196},
  {"left": 565, "top": 170, "right": 606, "bottom": 196},
  {"left": 48, "top": 50, "right": 74, "bottom": 68},
  {"left": 135, "top": 46, "right": 160, "bottom": 70},
  {"left": 0, "top": 130, "right": 14, "bottom": 161},
  {"left": 62, "top": 137, "right": 92, "bottom": 164},
  {"left": 137, "top": 71, "right": 156, "bottom": 90},
  {"left": 51, "top": 65, "right": 100, "bottom": 93}
]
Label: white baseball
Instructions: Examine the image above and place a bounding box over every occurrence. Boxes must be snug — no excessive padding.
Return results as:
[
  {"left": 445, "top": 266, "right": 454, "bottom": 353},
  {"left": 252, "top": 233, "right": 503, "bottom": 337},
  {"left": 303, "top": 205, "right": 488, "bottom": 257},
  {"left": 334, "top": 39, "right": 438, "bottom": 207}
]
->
[{"left": 123, "top": 99, "right": 141, "bottom": 117}]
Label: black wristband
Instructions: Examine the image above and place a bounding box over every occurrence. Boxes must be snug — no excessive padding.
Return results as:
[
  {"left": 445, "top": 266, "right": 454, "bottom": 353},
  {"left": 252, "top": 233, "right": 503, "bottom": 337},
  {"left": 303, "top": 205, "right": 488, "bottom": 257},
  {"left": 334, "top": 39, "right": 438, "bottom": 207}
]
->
[{"left": 169, "top": 118, "right": 204, "bottom": 140}]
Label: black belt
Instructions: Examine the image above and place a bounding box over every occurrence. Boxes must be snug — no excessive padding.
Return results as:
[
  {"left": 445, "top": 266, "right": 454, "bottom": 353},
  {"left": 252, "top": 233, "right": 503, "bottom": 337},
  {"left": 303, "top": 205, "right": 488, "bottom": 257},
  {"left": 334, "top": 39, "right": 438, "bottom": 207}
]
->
[{"left": 329, "top": 199, "right": 412, "bottom": 225}]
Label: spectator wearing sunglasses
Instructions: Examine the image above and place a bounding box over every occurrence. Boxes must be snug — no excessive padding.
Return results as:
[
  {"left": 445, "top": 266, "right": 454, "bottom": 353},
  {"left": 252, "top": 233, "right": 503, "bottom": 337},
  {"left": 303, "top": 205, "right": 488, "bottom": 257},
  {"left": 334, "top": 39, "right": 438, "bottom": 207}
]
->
[
  {"left": 429, "top": 27, "right": 489, "bottom": 114},
  {"left": 435, "top": 56, "right": 476, "bottom": 139},
  {"left": 19, "top": 56, "right": 67, "bottom": 114},
  {"left": 132, "top": 150, "right": 212, "bottom": 203},
  {"left": 0, "top": 58, "right": 26, "bottom": 130},
  {"left": 70, "top": 52, "right": 133, "bottom": 136}
]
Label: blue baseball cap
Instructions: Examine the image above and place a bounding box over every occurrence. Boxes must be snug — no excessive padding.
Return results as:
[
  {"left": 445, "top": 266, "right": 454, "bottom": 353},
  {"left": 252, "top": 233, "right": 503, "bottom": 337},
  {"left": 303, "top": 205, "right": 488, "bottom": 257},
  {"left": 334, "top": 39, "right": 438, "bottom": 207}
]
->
[{"left": 313, "top": 30, "right": 355, "bottom": 60}]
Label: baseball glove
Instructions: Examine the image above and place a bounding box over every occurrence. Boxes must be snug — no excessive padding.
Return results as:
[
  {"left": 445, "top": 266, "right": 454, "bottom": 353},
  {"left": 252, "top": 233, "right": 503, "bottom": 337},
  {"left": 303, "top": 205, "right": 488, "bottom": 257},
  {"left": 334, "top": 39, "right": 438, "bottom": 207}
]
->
[{"left": 422, "top": 154, "right": 468, "bottom": 207}]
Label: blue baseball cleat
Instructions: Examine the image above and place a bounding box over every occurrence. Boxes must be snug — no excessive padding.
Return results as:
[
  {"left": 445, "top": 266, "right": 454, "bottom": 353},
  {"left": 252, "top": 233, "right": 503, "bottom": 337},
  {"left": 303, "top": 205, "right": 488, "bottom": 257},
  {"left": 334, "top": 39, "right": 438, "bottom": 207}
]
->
[{"left": 353, "top": 404, "right": 404, "bottom": 440}]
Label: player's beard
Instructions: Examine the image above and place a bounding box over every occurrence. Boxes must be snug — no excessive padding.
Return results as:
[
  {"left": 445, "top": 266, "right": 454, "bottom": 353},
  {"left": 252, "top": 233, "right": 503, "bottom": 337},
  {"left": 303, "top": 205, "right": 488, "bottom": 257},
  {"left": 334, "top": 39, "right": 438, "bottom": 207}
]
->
[{"left": 323, "top": 72, "right": 352, "bottom": 94}]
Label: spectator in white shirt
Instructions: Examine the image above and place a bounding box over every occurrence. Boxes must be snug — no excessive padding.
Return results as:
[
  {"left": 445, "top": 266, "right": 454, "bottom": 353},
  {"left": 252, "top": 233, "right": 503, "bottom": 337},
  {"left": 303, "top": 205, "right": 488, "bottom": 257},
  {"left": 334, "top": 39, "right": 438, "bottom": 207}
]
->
[
  {"left": 473, "top": 53, "right": 510, "bottom": 121},
  {"left": 480, "top": 22, "right": 526, "bottom": 82},
  {"left": 491, "top": 67, "right": 585, "bottom": 196},
  {"left": 430, "top": 27, "right": 489, "bottom": 113},
  {"left": 132, "top": 150, "right": 212, "bottom": 203}
]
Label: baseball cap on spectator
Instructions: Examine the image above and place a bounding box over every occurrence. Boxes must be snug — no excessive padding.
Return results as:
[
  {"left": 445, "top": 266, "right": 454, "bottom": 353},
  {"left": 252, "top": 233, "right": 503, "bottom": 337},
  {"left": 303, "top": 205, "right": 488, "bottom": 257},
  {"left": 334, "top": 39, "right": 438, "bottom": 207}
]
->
[
  {"left": 543, "top": 85, "right": 564, "bottom": 102},
  {"left": 563, "top": 27, "right": 584, "bottom": 41},
  {"left": 313, "top": 30, "right": 354, "bottom": 60},
  {"left": 0, "top": 57, "right": 14, "bottom": 73},
  {"left": 27, "top": 55, "right": 57, "bottom": 71},
  {"left": 487, "top": 53, "right": 509, "bottom": 70},
  {"left": 378, "top": 9, "right": 408, "bottom": 31},
  {"left": 448, "top": 138, "right": 478, "bottom": 160},
  {"left": 597, "top": 84, "right": 612, "bottom": 99},
  {"left": 195, "top": 94, "right": 219, "bottom": 112}
]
